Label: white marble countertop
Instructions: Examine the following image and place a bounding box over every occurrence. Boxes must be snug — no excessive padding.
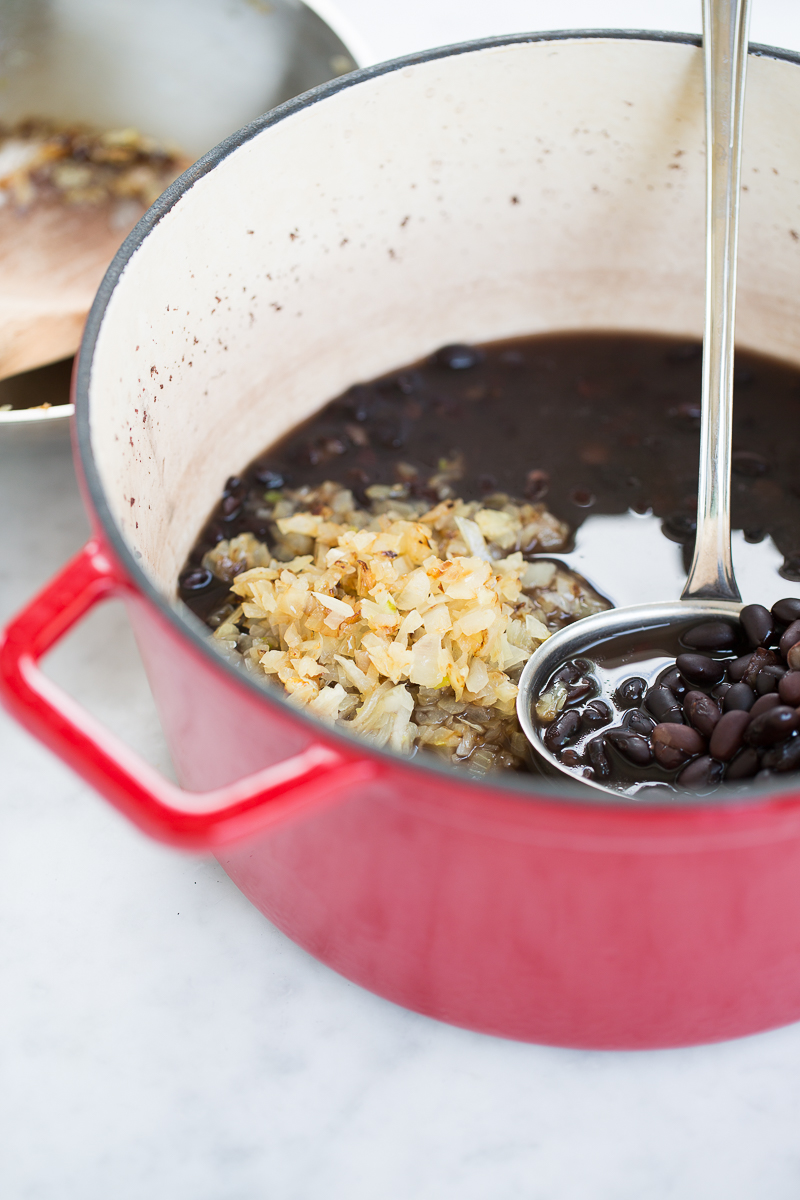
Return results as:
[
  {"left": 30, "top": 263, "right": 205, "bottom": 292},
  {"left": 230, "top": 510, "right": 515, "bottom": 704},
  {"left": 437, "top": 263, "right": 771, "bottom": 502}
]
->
[{"left": 5, "top": 4, "right": 800, "bottom": 1197}]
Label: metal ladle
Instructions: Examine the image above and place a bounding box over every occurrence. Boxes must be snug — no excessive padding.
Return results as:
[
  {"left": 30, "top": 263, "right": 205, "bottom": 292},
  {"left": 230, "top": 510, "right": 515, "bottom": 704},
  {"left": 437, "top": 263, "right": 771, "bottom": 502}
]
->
[{"left": 516, "top": 0, "right": 752, "bottom": 790}]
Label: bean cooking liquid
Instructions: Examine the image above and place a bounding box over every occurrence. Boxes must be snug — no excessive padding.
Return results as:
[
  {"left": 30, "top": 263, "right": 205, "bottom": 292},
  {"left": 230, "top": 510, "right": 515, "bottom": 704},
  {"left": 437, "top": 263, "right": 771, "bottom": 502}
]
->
[{"left": 184, "top": 331, "right": 800, "bottom": 589}]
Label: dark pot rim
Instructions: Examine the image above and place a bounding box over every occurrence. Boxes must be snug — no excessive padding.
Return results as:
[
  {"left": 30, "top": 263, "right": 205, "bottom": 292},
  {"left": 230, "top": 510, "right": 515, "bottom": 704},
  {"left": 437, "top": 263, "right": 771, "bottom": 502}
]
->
[{"left": 74, "top": 28, "right": 800, "bottom": 815}]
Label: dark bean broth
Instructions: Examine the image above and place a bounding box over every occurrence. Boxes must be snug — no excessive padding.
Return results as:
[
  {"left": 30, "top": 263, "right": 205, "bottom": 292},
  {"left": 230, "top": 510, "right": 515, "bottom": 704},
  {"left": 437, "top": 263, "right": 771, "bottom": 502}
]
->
[
  {"left": 184, "top": 331, "right": 800, "bottom": 580},
  {"left": 181, "top": 331, "right": 800, "bottom": 790}
]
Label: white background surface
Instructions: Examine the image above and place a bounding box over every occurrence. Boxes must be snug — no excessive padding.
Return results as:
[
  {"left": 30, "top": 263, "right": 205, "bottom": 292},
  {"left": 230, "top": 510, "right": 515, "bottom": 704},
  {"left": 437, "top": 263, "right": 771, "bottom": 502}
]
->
[{"left": 5, "top": 3, "right": 800, "bottom": 1197}]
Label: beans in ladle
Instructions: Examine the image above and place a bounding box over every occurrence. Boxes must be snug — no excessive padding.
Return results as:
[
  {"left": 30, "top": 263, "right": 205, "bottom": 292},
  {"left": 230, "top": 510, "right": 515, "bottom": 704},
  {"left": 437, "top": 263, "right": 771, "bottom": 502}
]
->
[
  {"left": 682, "top": 621, "right": 738, "bottom": 651},
  {"left": 677, "top": 755, "right": 724, "bottom": 789},
  {"left": 780, "top": 620, "right": 800, "bottom": 657},
  {"left": 645, "top": 686, "right": 685, "bottom": 723},
  {"left": 723, "top": 681, "right": 756, "bottom": 712},
  {"left": 656, "top": 666, "right": 688, "bottom": 700},
  {"left": 749, "top": 693, "right": 782, "bottom": 719},
  {"left": 745, "top": 707, "right": 800, "bottom": 747},
  {"left": 543, "top": 709, "right": 582, "bottom": 752},
  {"left": 683, "top": 691, "right": 721, "bottom": 738},
  {"left": 708, "top": 709, "right": 751, "bottom": 761},
  {"left": 605, "top": 728, "right": 653, "bottom": 765},
  {"left": 586, "top": 736, "right": 612, "bottom": 779},
  {"left": 533, "top": 598, "right": 800, "bottom": 796},
  {"left": 773, "top": 598, "right": 800, "bottom": 624},
  {"left": 614, "top": 677, "right": 648, "bottom": 708},
  {"left": 779, "top": 672, "right": 800, "bottom": 706},
  {"left": 580, "top": 700, "right": 612, "bottom": 732},
  {"left": 652, "top": 723, "right": 705, "bottom": 769},
  {"left": 740, "top": 603, "right": 774, "bottom": 648},
  {"left": 623, "top": 710, "right": 656, "bottom": 736},
  {"left": 676, "top": 654, "right": 726, "bottom": 687}
]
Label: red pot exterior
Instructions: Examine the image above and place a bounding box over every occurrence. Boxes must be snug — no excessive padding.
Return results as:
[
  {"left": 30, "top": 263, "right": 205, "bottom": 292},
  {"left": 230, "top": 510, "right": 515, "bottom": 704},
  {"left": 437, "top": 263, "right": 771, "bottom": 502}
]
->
[
  {"left": 5, "top": 516, "right": 800, "bottom": 1049},
  {"left": 123, "top": 533, "right": 800, "bottom": 1048}
]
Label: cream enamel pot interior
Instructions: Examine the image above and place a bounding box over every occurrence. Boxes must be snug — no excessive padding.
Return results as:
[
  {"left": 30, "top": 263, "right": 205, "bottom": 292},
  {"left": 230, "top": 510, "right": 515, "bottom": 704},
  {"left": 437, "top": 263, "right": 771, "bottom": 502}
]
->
[{"left": 6, "top": 32, "right": 800, "bottom": 1049}]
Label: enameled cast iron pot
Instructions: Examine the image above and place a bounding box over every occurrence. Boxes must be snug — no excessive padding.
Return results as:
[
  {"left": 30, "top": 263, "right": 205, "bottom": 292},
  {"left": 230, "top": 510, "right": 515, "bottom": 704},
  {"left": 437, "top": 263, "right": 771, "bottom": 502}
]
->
[{"left": 4, "top": 31, "right": 800, "bottom": 1050}]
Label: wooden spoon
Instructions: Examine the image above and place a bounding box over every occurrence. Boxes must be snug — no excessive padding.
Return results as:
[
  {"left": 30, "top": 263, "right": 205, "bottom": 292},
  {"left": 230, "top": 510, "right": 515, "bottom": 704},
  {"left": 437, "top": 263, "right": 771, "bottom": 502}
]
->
[{"left": 0, "top": 193, "right": 148, "bottom": 380}]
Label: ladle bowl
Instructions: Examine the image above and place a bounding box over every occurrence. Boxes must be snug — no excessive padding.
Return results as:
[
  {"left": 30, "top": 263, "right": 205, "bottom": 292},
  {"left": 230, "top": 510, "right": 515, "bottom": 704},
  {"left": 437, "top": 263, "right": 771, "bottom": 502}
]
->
[{"left": 516, "top": 599, "right": 744, "bottom": 794}]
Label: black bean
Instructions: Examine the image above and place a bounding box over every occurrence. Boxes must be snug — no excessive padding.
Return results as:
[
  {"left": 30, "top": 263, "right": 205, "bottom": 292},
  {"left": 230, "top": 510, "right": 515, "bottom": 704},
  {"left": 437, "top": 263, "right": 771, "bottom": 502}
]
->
[
  {"left": 220, "top": 494, "right": 243, "bottom": 520},
  {"left": 179, "top": 567, "right": 215, "bottom": 593},
  {"left": 524, "top": 469, "right": 549, "bottom": 501},
  {"left": 676, "top": 653, "right": 725, "bottom": 686},
  {"left": 651, "top": 723, "right": 706, "bottom": 769},
  {"left": 754, "top": 665, "right": 786, "bottom": 695},
  {"left": 254, "top": 466, "right": 286, "bottom": 489},
  {"left": 789, "top": 645, "right": 800, "bottom": 671},
  {"left": 552, "top": 662, "right": 582, "bottom": 686},
  {"left": 739, "top": 603, "right": 774, "bottom": 648},
  {"left": 779, "top": 671, "right": 800, "bottom": 706},
  {"left": 728, "top": 653, "right": 755, "bottom": 683},
  {"left": 623, "top": 710, "right": 656, "bottom": 736},
  {"left": 656, "top": 666, "right": 688, "bottom": 700},
  {"left": 683, "top": 690, "right": 722, "bottom": 737},
  {"left": 570, "top": 487, "right": 595, "bottom": 508},
  {"left": 723, "top": 681, "right": 756, "bottom": 712},
  {"left": 586, "top": 736, "right": 613, "bottom": 779},
  {"left": 543, "top": 709, "right": 582, "bottom": 752},
  {"left": 708, "top": 709, "right": 751, "bottom": 762},
  {"left": 645, "top": 686, "right": 685, "bottom": 722},
  {"left": 712, "top": 682, "right": 731, "bottom": 701},
  {"left": 682, "top": 621, "right": 738, "bottom": 651},
  {"left": 772, "top": 598, "right": 800, "bottom": 625},
  {"left": 780, "top": 556, "right": 800, "bottom": 584},
  {"left": 725, "top": 747, "right": 760, "bottom": 780},
  {"left": 560, "top": 748, "right": 584, "bottom": 769},
  {"left": 614, "top": 677, "right": 648, "bottom": 708},
  {"left": 743, "top": 647, "right": 779, "bottom": 688},
  {"left": 395, "top": 371, "right": 422, "bottom": 394},
  {"left": 749, "top": 693, "right": 782, "bottom": 719},
  {"left": 762, "top": 734, "right": 800, "bottom": 773},
  {"left": 662, "top": 513, "right": 697, "bottom": 544},
  {"left": 433, "top": 343, "right": 484, "bottom": 370},
  {"left": 580, "top": 700, "right": 612, "bottom": 732},
  {"left": 677, "top": 755, "right": 724, "bottom": 789},
  {"left": 566, "top": 679, "right": 594, "bottom": 704},
  {"left": 745, "top": 706, "right": 800, "bottom": 747},
  {"left": 779, "top": 620, "right": 800, "bottom": 658},
  {"left": 606, "top": 728, "right": 653, "bottom": 766}
]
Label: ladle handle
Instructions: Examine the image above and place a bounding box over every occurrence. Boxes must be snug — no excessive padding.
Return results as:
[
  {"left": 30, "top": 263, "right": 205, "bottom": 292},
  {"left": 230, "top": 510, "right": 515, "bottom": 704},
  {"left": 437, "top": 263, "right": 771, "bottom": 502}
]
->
[{"left": 682, "top": 0, "right": 750, "bottom": 603}]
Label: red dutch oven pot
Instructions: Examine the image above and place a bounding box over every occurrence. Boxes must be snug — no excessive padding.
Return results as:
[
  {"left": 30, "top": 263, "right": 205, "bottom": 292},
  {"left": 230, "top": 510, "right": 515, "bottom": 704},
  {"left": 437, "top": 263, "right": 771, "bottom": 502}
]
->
[{"left": 4, "top": 31, "right": 800, "bottom": 1050}]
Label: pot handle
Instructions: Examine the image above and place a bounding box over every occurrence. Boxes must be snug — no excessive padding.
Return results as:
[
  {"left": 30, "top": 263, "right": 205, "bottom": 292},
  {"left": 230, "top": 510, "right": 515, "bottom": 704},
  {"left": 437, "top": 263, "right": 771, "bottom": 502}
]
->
[{"left": 0, "top": 541, "right": 378, "bottom": 850}]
